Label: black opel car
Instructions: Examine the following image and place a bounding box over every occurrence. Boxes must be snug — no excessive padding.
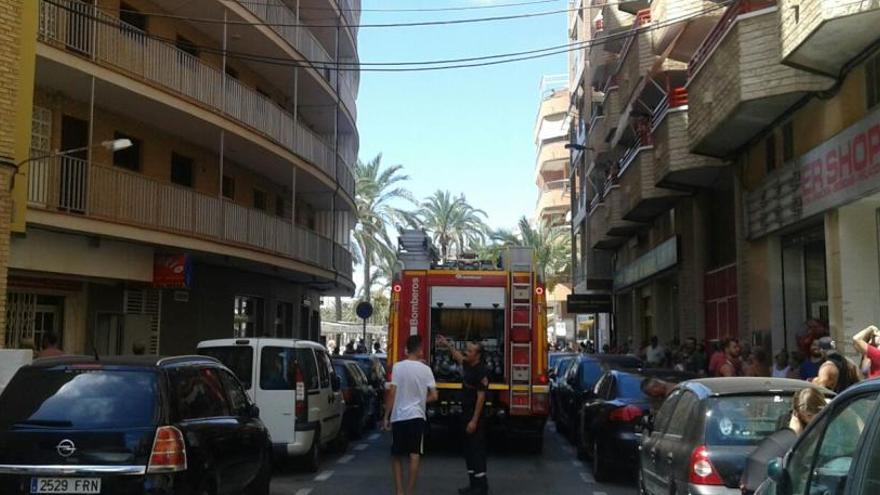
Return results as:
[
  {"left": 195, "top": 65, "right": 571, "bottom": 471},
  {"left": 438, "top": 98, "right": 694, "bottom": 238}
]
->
[
  {"left": 332, "top": 358, "right": 379, "bottom": 439},
  {"left": 0, "top": 355, "right": 273, "bottom": 495}
]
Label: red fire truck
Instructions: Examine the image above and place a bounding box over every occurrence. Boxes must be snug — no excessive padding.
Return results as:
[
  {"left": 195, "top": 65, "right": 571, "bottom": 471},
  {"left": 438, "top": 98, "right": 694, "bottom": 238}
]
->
[{"left": 386, "top": 231, "right": 549, "bottom": 451}]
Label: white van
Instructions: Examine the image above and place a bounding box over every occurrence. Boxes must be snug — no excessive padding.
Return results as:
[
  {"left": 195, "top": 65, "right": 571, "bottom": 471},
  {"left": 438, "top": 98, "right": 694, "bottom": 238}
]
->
[{"left": 197, "top": 338, "right": 344, "bottom": 471}]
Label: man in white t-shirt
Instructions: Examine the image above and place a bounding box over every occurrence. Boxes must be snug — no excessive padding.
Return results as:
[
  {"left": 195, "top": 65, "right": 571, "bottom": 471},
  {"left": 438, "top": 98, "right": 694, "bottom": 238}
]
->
[{"left": 383, "top": 335, "right": 438, "bottom": 495}]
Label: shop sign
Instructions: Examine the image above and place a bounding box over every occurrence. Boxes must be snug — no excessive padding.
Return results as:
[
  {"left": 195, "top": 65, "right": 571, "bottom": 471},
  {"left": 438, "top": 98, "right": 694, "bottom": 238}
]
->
[
  {"left": 613, "top": 237, "right": 678, "bottom": 290},
  {"left": 801, "top": 108, "right": 880, "bottom": 217},
  {"left": 567, "top": 294, "right": 612, "bottom": 314},
  {"left": 153, "top": 254, "right": 192, "bottom": 289}
]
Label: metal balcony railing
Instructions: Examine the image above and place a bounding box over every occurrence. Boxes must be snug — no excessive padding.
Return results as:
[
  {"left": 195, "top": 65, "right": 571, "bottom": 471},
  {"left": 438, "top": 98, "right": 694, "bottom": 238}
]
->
[
  {"left": 688, "top": 0, "right": 777, "bottom": 79},
  {"left": 651, "top": 87, "right": 688, "bottom": 130},
  {"left": 38, "top": 0, "right": 355, "bottom": 200},
  {"left": 28, "top": 155, "right": 353, "bottom": 279},
  {"left": 618, "top": 119, "right": 654, "bottom": 176}
]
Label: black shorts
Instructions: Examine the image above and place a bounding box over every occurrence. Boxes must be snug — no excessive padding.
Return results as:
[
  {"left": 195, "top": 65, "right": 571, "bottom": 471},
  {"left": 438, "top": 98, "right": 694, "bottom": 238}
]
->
[{"left": 391, "top": 418, "right": 426, "bottom": 457}]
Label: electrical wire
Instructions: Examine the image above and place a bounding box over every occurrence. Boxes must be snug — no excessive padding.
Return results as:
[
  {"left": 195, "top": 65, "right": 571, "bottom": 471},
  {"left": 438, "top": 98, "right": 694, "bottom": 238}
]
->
[{"left": 44, "top": 0, "right": 731, "bottom": 72}]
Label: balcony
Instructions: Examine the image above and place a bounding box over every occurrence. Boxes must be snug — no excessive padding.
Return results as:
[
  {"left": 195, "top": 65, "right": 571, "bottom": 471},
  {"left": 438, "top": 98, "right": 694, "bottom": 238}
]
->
[
  {"left": 619, "top": 0, "right": 651, "bottom": 15},
  {"left": 687, "top": 0, "right": 833, "bottom": 157},
  {"left": 602, "top": 78, "right": 623, "bottom": 143},
  {"left": 593, "top": 184, "right": 640, "bottom": 247},
  {"left": 536, "top": 180, "right": 571, "bottom": 214},
  {"left": 618, "top": 120, "right": 682, "bottom": 221},
  {"left": 652, "top": 89, "right": 726, "bottom": 188},
  {"left": 651, "top": 0, "right": 725, "bottom": 63},
  {"left": 536, "top": 140, "right": 570, "bottom": 178},
  {"left": 600, "top": 4, "right": 635, "bottom": 53},
  {"left": 780, "top": 0, "right": 880, "bottom": 77},
  {"left": 617, "top": 10, "right": 656, "bottom": 108},
  {"left": 27, "top": 156, "right": 353, "bottom": 283},
  {"left": 38, "top": 0, "right": 355, "bottom": 201}
]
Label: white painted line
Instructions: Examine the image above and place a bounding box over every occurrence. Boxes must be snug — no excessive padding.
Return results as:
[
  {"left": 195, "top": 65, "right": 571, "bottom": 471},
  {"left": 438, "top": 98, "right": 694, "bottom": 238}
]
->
[
  {"left": 295, "top": 489, "right": 313, "bottom": 495},
  {"left": 581, "top": 472, "right": 595, "bottom": 484},
  {"left": 355, "top": 443, "right": 369, "bottom": 451},
  {"left": 338, "top": 454, "right": 355, "bottom": 464},
  {"left": 314, "top": 470, "right": 335, "bottom": 482},
  {"left": 369, "top": 433, "right": 381, "bottom": 441}
]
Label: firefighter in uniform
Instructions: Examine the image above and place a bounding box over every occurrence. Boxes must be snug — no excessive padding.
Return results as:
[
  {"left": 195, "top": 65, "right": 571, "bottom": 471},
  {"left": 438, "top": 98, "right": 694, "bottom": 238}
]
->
[{"left": 437, "top": 336, "right": 490, "bottom": 495}]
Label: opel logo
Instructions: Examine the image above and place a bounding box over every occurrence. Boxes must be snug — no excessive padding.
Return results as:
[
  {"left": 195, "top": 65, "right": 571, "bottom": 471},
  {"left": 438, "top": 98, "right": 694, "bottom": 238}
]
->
[{"left": 56, "top": 439, "right": 76, "bottom": 458}]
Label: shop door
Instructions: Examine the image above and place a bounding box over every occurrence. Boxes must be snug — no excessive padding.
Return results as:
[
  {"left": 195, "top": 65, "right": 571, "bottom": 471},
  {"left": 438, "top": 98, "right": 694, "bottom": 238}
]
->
[{"left": 94, "top": 313, "right": 124, "bottom": 355}]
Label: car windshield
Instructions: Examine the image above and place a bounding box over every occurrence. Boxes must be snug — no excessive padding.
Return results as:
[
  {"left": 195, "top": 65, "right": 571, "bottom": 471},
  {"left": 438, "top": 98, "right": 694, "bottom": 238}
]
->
[
  {"left": 705, "top": 395, "right": 793, "bottom": 446},
  {"left": 0, "top": 368, "right": 158, "bottom": 429},
  {"left": 199, "top": 346, "right": 254, "bottom": 389}
]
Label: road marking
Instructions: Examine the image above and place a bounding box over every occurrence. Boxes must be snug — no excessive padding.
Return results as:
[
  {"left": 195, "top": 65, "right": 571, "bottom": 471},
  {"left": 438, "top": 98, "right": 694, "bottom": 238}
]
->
[
  {"left": 593, "top": 491, "right": 607, "bottom": 495},
  {"left": 581, "top": 472, "right": 595, "bottom": 484},
  {"left": 571, "top": 459, "right": 584, "bottom": 468},
  {"left": 355, "top": 443, "right": 369, "bottom": 451},
  {"left": 369, "top": 433, "right": 381, "bottom": 441},
  {"left": 338, "top": 454, "right": 355, "bottom": 464},
  {"left": 314, "top": 470, "right": 334, "bottom": 482},
  {"left": 295, "top": 489, "right": 313, "bottom": 495}
]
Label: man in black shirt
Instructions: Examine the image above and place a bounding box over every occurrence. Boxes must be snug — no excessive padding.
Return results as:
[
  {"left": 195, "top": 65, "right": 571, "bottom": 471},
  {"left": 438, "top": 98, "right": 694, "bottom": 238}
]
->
[{"left": 437, "top": 336, "right": 490, "bottom": 495}]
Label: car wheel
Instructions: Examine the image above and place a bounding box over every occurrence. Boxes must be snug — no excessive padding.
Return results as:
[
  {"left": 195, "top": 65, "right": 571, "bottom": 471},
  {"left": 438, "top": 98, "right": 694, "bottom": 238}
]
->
[
  {"left": 301, "top": 429, "right": 321, "bottom": 473},
  {"left": 247, "top": 450, "right": 272, "bottom": 495},
  {"left": 592, "top": 441, "right": 611, "bottom": 482}
]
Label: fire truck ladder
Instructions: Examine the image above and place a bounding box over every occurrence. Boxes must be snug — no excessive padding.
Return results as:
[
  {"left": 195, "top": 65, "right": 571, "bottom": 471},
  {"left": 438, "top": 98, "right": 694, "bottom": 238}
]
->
[{"left": 510, "top": 272, "right": 533, "bottom": 415}]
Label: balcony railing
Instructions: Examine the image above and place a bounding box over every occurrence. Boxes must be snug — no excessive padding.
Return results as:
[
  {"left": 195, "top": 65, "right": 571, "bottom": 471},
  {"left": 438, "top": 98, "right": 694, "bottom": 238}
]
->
[
  {"left": 615, "top": 9, "right": 652, "bottom": 76},
  {"left": 618, "top": 119, "right": 654, "bottom": 176},
  {"left": 38, "top": 0, "right": 355, "bottom": 200},
  {"left": 28, "top": 156, "right": 353, "bottom": 279},
  {"left": 688, "top": 0, "right": 777, "bottom": 79},
  {"left": 651, "top": 87, "right": 688, "bottom": 130}
]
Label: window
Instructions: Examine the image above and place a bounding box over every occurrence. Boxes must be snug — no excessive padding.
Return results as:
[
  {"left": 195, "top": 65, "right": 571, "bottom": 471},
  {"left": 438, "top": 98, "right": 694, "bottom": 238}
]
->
[
  {"left": 253, "top": 189, "right": 266, "bottom": 211},
  {"left": 316, "top": 350, "right": 331, "bottom": 388},
  {"left": 783, "top": 122, "right": 794, "bottom": 162},
  {"left": 652, "top": 389, "right": 682, "bottom": 434},
  {"left": 172, "top": 368, "right": 230, "bottom": 420},
  {"left": 805, "top": 393, "right": 878, "bottom": 495},
  {"left": 218, "top": 369, "right": 250, "bottom": 416},
  {"left": 860, "top": 406, "right": 880, "bottom": 494},
  {"left": 112, "top": 132, "right": 141, "bottom": 171},
  {"left": 170, "top": 152, "right": 194, "bottom": 187},
  {"left": 667, "top": 391, "right": 699, "bottom": 436},
  {"left": 175, "top": 35, "right": 198, "bottom": 58},
  {"left": 119, "top": 2, "right": 147, "bottom": 31},
  {"left": 594, "top": 373, "right": 613, "bottom": 399},
  {"left": 787, "top": 412, "right": 829, "bottom": 495},
  {"left": 275, "top": 301, "right": 293, "bottom": 338},
  {"left": 198, "top": 345, "right": 254, "bottom": 389},
  {"left": 233, "top": 295, "right": 264, "bottom": 338},
  {"left": 705, "top": 395, "right": 794, "bottom": 446},
  {"left": 334, "top": 364, "right": 350, "bottom": 388},
  {"left": 30, "top": 106, "right": 52, "bottom": 156},
  {"left": 765, "top": 134, "right": 777, "bottom": 173},
  {"left": 275, "top": 194, "right": 286, "bottom": 218},
  {"left": 260, "top": 347, "right": 295, "bottom": 391},
  {"left": 294, "top": 348, "right": 320, "bottom": 390},
  {"left": 867, "top": 52, "right": 880, "bottom": 110},
  {"left": 222, "top": 175, "right": 235, "bottom": 200}
]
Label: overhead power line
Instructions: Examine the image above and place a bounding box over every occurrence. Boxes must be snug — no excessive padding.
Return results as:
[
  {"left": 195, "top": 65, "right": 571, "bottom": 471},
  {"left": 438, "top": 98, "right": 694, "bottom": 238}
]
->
[
  {"left": 270, "top": 0, "right": 563, "bottom": 12},
  {"left": 45, "top": 0, "right": 731, "bottom": 72}
]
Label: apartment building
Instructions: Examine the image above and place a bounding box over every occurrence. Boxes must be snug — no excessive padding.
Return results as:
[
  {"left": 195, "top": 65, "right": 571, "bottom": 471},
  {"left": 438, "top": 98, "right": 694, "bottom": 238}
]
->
[
  {"left": 2, "top": 0, "right": 360, "bottom": 356},
  {"left": 534, "top": 75, "right": 573, "bottom": 339},
  {"left": 569, "top": 0, "right": 880, "bottom": 355}
]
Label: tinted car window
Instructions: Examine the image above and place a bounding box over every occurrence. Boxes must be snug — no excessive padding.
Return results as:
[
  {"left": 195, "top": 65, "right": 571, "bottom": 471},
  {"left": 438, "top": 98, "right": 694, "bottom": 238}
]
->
[
  {"left": 295, "top": 348, "right": 319, "bottom": 390},
  {"left": 172, "top": 367, "right": 230, "bottom": 420},
  {"left": 333, "top": 364, "right": 350, "bottom": 388},
  {"left": 653, "top": 389, "right": 682, "bottom": 432},
  {"left": 788, "top": 412, "right": 828, "bottom": 495},
  {"left": 0, "top": 368, "right": 158, "bottom": 429},
  {"left": 350, "top": 364, "right": 368, "bottom": 386},
  {"left": 580, "top": 361, "right": 602, "bottom": 388},
  {"left": 705, "top": 395, "right": 792, "bottom": 446},
  {"left": 260, "top": 347, "right": 295, "bottom": 391},
  {"left": 556, "top": 357, "right": 575, "bottom": 378},
  {"left": 859, "top": 403, "right": 880, "bottom": 495},
  {"left": 219, "top": 369, "right": 250, "bottom": 416},
  {"left": 316, "top": 350, "right": 332, "bottom": 388},
  {"left": 667, "top": 391, "right": 699, "bottom": 436},
  {"left": 199, "top": 346, "right": 253, "bottom": 389}
]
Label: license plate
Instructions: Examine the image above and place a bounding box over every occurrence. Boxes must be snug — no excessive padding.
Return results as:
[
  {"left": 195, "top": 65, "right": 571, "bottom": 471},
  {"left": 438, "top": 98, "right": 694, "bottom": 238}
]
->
[{"left": 30, "top": 478, "right": 101, "bottom": 494}]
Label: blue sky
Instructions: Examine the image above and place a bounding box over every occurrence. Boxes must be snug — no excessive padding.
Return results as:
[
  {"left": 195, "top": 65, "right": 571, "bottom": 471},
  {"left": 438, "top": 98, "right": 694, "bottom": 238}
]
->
[{"left": 356, "top": 0, "right": 568, "bottom": 231}]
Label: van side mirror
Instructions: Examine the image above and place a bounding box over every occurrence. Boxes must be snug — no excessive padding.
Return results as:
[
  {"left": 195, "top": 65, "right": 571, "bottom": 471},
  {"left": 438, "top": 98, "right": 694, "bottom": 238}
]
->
[
  {"left": 331, "top": 374, "right": 341, "bottom": 392},
  {"left": 767, "top": 458, "right": 785, "bottom": 483},
  {"left": 248, "top": 403, "right": 261, "bottom": 419}
]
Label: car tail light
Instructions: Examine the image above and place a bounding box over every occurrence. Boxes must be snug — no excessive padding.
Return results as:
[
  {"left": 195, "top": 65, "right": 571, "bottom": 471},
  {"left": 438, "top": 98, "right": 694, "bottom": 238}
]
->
[
  {"left": 689, "top": 445, "right": 723, "bottom": 485},
  {"left": 295, "top": 366, "right": 307, "bottom": 420},
  {"left": 537, "top": 373, "right": 549, "bottom": 385},
  {"left": 608, "top": 405, "right": 643, "bottom": 423},
  {"left": 147, "top": 426, "right": 187, "bottom": 473}
]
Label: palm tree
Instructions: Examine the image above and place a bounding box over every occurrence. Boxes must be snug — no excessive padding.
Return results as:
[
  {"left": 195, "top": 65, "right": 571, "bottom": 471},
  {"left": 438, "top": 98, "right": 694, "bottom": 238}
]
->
[
  {"left": 353, "top": 154, "right": 415, "bottom": 303},
  {"left": 486, "top": 217, "right": 570, "bottom": 289},
  {"left": 418, "top": 190, "right": 487, "bottom": 262}
]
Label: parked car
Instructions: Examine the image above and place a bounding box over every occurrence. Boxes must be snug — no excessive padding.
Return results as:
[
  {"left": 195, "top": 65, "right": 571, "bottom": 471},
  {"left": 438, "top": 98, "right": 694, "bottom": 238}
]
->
[
  {"left": 576, "top": 369, "right": 696, "bottom": 481},
  {"left": 332, "top": 358, "right": 379, "bottom": 440},
  {"left": 554, "top": 354, "right": 643, "bottom": 441},
  {"left": 549, "top": 351, "right": 575, "bottom": 372},
  {"left": 549, "top": 354, "right": 577, "bottom": 422},
  {"left": 341, "top": 354, "right": 387, "bottom": 418},
  {"left": 638, "top": 377, "right": 833, "bottom": 495},
  {"left": 756, "top": 377, "right": 880, "bottom": 495},
  {"left": 198, "top": 338, "right": 345, "bottom": 472},
  {"left": 0, "top": 355, "right": 272, "bottom": 495}
]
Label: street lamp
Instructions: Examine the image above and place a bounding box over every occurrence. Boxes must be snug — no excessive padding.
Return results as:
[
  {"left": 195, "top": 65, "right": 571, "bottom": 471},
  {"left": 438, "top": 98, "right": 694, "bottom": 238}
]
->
[{"left": 9, "top": 138, "right": 133, "bottom": 190}]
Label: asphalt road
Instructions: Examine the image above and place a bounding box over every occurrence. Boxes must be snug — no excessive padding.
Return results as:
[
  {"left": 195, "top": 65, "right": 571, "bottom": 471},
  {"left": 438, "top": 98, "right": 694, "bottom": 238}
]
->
[{"left": 270, "top": 421, "right": 639, "bottom": 495}]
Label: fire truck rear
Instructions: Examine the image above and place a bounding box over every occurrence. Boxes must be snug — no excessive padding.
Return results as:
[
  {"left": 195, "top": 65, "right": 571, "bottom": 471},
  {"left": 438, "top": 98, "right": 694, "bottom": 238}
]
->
[{"left": 386, "top": 230, "right": 549, "bottom": 451}]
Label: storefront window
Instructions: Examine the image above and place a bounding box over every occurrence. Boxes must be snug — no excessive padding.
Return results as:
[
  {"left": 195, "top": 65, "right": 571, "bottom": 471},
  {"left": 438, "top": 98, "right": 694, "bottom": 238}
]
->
[{"left": 233, "top": 295, "right": 264, "bottom": 338}]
